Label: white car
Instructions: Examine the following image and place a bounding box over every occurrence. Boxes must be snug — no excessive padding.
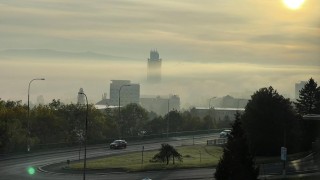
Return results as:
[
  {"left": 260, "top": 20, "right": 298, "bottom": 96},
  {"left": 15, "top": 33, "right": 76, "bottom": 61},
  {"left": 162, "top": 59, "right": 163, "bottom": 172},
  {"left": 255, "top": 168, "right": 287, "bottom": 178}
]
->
[{"left": 219, "top": 129, "right": 231, "bottom": 138}]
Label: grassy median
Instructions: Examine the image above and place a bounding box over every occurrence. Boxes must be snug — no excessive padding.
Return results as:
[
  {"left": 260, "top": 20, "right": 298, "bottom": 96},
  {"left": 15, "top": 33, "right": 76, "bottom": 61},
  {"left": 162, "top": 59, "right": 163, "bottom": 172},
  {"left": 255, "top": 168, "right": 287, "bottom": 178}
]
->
[{"left": 70, "top": 145, "right": 223, "bottom": 172}]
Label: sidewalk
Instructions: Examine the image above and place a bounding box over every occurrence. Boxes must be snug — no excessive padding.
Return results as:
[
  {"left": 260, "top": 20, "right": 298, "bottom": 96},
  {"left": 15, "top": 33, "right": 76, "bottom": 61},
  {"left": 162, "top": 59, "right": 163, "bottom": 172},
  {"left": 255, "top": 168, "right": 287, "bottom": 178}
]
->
[{"left": 259, "top": 171, "right": 320, "bottom": 179}]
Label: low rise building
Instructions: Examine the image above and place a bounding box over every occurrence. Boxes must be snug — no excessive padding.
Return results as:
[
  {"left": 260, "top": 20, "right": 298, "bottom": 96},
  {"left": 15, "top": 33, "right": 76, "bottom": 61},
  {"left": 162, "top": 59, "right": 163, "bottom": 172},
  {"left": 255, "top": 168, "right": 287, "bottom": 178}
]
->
[{"left": 140, "top": 95, "right": 180, "bottom": 116}]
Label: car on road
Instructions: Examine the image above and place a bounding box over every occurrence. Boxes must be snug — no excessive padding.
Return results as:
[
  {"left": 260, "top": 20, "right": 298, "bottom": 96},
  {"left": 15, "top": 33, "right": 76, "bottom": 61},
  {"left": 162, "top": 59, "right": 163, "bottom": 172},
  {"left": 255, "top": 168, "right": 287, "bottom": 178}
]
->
[
  {"left": 110, "top": 140, "right": 127, "bottom": 149},
  {"left": 219, "top": 129, "right": 231, "bottom": 138}
]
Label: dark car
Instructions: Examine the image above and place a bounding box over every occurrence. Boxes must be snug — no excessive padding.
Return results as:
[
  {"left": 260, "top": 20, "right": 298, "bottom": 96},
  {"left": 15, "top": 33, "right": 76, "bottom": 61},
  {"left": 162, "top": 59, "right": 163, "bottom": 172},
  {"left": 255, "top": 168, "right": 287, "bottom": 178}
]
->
[{"left": 109, "top": 140, "right": 127, "bottom": 149}]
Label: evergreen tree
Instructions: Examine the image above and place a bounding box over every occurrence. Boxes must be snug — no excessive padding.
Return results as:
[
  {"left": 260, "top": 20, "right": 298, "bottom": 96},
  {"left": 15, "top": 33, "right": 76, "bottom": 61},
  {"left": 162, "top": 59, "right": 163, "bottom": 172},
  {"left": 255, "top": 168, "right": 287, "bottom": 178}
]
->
[
  {"left": 242, "top": 87, "right": 300, "bottom": 155},
  {"left": 295, "top": 78, "right": 320, "bottom": 150},
  {"left": 215, "top": 112, "right": 259, "bottom": 180},
  {"left": 295, "top": 78, "right": 320, "bottom": 115}
]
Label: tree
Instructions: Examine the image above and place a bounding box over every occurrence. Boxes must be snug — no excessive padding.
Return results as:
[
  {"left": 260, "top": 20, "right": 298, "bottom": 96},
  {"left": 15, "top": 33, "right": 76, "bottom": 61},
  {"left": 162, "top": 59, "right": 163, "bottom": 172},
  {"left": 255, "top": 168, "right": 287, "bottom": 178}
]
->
[
  {"left": 242, "top": 86, "right": 300, "bottom": 155},
  {"left": 295, "top": 78, "right": 320, "bottom": 150},
  {"left": 121, "top": 103, "right": 148, "bottom": 137},
  {"left": 164, "top": 110, "right": 183, "bottom": 132},
  {"left": 295, "top": 78, "right": 320, "bottom": 115},
  {"left": 152, "top": 143, "right": 182, "bottom": 165},
  {"left": 181, "top": 111, "right": 202, "bottom": 131},
  {"left": 0, "top": 100, "right": 28, "bottom": 153},
  {"left": 145, "top": 116, "right": 165, "bottom": 134},
  {"left": 203, "top": 115, "right": 214, "bottom": 130},
  {"left": 215, "top": 112, "right": 259, "bottom": 180}
]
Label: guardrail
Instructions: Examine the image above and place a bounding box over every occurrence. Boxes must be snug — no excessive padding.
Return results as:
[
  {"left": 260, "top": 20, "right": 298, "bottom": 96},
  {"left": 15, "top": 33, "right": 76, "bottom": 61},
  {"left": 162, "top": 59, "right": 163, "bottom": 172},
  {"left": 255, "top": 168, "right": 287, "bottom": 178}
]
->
[{"left": 207, "top": 138, "right": 227, "bottom": 146}]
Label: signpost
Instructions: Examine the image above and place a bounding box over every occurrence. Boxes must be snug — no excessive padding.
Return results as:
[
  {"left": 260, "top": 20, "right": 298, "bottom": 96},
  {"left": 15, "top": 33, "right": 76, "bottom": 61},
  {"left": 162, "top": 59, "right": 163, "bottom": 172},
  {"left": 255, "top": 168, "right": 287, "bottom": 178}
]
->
[
  {"left": 142, "top": 146, "right": 144, "bottom": 167},
  {"left": 281, "top": 147, "right": 287, "bottom": 176}
]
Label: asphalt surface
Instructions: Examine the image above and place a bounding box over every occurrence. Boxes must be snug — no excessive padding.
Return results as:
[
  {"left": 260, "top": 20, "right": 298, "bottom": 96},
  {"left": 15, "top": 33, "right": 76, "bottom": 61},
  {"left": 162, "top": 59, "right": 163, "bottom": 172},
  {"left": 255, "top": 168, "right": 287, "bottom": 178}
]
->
[
  {"left": 1, "top": 133, "right": 320, "bottom": 180},
  {"left": 0, "top": 134, "right": 218, "bottom": 180}
]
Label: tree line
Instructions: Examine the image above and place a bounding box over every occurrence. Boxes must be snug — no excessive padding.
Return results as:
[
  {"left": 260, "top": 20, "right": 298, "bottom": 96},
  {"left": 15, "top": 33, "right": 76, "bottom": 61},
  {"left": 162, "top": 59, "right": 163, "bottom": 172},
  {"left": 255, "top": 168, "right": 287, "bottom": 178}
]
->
[
  {"left": 1, "top": 78, "right": 319, "bottom": 155},
  {"left": 215, "top": 77, "right": 320, "bottom": 179},
  {"left": 0, "top": 98, "right": 228, "bottom": 154}
]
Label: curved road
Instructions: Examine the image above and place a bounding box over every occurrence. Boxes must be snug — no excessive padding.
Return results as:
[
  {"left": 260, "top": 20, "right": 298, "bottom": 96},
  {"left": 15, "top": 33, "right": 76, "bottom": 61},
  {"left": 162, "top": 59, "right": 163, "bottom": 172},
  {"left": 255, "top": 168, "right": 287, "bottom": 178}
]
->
[
  {"left": 2, "top": 133, "right": 318, "bottom": 180},
  {"left": 0, "top": 134, "right": 218, "bottom": 180}
]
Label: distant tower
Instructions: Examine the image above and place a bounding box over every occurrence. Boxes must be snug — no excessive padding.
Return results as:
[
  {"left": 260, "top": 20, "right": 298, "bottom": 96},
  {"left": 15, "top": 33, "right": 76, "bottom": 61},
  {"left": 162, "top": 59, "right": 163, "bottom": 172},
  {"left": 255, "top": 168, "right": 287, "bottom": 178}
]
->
[
  {"left": 77, "top": 88, "right": 85, "bottom": 104},
  {"left": 147, "top": 49, "right": 162, "bottom": 83}
]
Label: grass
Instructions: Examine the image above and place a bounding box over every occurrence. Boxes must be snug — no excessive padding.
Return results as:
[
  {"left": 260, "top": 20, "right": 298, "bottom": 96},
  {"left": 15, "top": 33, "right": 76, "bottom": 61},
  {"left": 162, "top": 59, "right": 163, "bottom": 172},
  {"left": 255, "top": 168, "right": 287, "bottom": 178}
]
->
[
  {"left": 69, "top": 145, "right": 312, "bottom": 173},
  {"left": 70, "top": 145, "right": 223, "bottom": 172}
]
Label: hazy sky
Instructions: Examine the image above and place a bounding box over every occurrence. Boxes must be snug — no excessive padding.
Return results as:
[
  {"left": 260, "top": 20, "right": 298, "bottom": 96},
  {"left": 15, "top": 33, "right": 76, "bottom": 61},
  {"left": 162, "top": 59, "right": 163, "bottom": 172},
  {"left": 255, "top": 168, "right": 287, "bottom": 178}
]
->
[{"left": 0, "top": 0, "right": 319, "bottom": 108}]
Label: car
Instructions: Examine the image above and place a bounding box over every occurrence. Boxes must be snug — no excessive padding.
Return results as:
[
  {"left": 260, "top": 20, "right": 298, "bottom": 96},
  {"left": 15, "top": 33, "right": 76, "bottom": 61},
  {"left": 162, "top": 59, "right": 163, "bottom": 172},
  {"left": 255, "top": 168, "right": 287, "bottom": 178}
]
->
[
  {"left": 109, "top": 140, "right": 127, "bottom": 149},
  {"left": 219, "top": 129, "right": 231, "bottom": 138}
]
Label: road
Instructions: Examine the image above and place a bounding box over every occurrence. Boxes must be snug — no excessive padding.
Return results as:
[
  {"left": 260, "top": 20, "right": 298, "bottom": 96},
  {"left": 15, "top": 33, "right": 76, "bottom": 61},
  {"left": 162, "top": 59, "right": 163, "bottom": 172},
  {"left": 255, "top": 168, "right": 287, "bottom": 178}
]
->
[
  {"left": 1, "top": 133, "right": 319, "bottom": 180},
  {"left": 0, "top": 134, "right": 218, "bottom": 180}
]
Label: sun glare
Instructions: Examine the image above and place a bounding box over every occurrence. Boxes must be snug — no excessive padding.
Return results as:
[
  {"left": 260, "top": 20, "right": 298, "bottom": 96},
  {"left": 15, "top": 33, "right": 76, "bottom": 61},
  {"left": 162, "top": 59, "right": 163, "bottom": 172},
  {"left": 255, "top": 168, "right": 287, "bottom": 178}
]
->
[{"left": 283, "top": 0, "right": 305, "bottom": 10}]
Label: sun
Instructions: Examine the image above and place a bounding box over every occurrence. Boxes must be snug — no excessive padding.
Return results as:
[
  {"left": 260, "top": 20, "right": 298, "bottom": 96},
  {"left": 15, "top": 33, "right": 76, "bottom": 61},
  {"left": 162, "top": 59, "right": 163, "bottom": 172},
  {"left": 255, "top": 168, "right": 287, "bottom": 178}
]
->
[{"left": 283, "top": 0, "right": 305, "bottom": 10}]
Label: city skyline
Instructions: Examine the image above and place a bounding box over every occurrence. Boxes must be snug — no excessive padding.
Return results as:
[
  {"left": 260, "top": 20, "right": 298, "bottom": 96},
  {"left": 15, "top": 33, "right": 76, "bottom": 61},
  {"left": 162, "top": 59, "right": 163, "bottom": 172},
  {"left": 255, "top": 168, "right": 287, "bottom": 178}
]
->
[{"left": 0, "top": 0, "right": 319, "bottom": 108}]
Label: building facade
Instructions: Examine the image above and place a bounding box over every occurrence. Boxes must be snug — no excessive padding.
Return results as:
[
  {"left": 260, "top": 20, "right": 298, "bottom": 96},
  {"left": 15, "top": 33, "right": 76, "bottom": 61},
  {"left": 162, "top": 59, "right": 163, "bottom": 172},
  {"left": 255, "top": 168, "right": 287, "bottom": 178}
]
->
[
  {"left": 147, "top": 50, "right": 162, "bottom": 83},
  {"left": 191, "top": 107, "right": 245, "bottom": 121},
  {"left": 140, "top": 95, "right": 180, "bottom": 116},
  {"left": 109, "top": 80, "right": 140, "bottom": 106}
]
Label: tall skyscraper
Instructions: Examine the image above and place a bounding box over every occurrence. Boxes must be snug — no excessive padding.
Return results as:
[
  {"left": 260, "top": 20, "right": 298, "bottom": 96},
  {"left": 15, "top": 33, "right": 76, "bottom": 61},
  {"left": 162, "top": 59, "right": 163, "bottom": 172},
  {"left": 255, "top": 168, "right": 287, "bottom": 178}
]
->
[
  {"left": 295, "top": 81, "right": 307, "bottom": 100},
  {"left": 147, "top": 50, "right": 162, "bottom": 83}
]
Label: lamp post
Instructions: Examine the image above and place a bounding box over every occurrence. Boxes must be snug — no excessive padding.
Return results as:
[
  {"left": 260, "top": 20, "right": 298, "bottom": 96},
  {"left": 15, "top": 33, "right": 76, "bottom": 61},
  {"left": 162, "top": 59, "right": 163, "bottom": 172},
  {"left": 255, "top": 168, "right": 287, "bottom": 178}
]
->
[
  {"left": 78, "top": 92, "right": 88, "bottom": 180},
  {"left": 167, "top": 98, "right": 170, "bottom": 138},
  {"left": 27, "top": 78, "right": 45, "bottom": 152},
  {"left": 119, "top": 84, "right": 131, "bottom": 138}
]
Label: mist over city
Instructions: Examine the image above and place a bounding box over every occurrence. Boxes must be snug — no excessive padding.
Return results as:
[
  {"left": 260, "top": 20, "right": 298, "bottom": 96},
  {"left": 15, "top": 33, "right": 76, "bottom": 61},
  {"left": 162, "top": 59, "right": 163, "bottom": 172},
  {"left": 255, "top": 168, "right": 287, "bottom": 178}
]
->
[
  {"left": 1, "top": 0, "right": 320, "bottom": 180},
  {"left": 1, "top": 0, "right": 319, "bottom": 108},
  {"left": 1, "top": 51, "right": 319, "bottom": 108}
]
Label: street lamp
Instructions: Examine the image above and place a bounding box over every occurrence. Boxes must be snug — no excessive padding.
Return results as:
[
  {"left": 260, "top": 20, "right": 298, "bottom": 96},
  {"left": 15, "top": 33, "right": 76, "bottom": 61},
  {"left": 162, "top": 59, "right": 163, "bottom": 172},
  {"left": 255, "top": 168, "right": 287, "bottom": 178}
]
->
[
  {"left": 119, "top": 84, "right": 131, "bottom": 138},
  {"left": 78, "top": 91, "right": 88, "bottom": 180},
  {"left": 167, "top": 98, "right": 170, "bottom": 138},
  {"left": 27, "top": 78, "right": 45, "bottom": 152}
]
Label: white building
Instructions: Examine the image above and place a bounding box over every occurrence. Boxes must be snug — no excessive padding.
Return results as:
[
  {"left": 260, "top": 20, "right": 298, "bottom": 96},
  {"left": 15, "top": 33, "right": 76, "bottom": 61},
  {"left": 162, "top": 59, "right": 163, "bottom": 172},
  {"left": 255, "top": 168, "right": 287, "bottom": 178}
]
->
[
  {"left": 191, "top": 107, "right": 245, "bottom": 121},
  {"left": 77, "top": 88, "right": 85, "bottom": 104},
  {"left": 140, "top": 95, "right": 180, "bottom": 116},
  {"left": 109, "top": 80, "right": 140, "bottom": 106}
]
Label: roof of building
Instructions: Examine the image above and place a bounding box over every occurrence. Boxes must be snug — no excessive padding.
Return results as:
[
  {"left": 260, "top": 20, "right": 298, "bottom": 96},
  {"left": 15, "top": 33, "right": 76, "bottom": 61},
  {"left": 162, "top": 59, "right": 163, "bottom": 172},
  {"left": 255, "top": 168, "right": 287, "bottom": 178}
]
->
[
  {"left": 194, "top": 107, "right": 245, "bottom": 111},
  {"left": 95, "top": 104, "right": 118, "bottom": 110},
  {"left": 303, "top": 114, "right": 320, "bottom": 121}
]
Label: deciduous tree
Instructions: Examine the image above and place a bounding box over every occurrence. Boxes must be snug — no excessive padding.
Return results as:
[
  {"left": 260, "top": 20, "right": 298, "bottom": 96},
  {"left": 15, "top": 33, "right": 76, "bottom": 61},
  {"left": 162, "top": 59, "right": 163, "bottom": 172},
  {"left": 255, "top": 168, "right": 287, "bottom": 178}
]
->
[{"left": 152, "top": 143, "right": 182, "bottom": 165}]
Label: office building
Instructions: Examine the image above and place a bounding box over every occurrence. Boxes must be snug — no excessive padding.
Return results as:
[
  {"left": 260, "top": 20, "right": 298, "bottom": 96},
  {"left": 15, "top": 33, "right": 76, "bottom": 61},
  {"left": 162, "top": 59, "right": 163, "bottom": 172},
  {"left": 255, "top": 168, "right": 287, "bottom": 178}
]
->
[
  {"left": 147, "top": 50, "right": 162, "bottom": 83},
  {"left": 140, "top": 95, "right": 180, "bottom": 116},
  {"left": 109, "top": 80, "right": 140, "bottom": 106}
]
